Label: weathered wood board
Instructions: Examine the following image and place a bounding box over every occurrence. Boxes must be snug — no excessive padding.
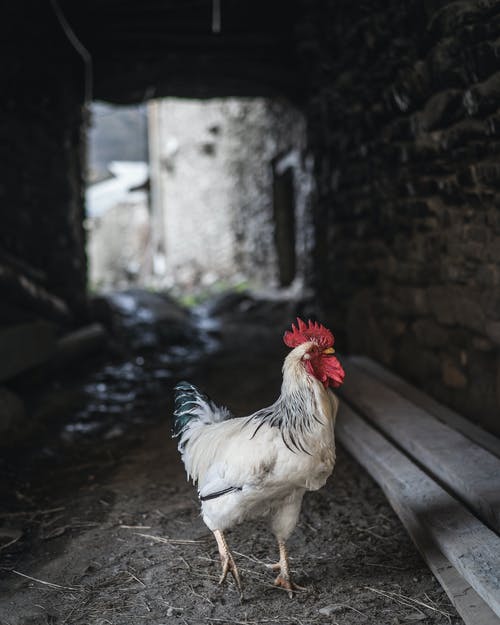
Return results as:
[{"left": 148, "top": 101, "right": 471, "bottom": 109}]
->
[
  {"left": 349, "top": 355, "right": 500, "bottom": 460},
  {"left": 339, "top": 361, "right": 500, "bottom": 535},
  {"left": 52, "top": 323, "right": 107, "bottom": 368},
  {"left": 336, "top": 403, "right": 500, "bottom": 620}
]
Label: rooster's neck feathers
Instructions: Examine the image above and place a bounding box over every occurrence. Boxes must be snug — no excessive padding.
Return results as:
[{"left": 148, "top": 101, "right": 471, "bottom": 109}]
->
[
  {"left": 246, "top": 355, "right": 330, "bottom": 454},
  {"left": 247, "top": 389, "right": 323, "bottom": 455}
]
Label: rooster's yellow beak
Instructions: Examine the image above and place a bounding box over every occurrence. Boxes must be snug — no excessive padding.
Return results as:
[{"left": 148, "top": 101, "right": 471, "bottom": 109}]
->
[{"left": 323, "top": 347, "right": 335, "bottom": 354}]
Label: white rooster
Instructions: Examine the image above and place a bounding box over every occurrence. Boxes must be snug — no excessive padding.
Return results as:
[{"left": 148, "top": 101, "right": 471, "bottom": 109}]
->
[{"left": 172, "top": 318, "right": 345, "bottom": 597}]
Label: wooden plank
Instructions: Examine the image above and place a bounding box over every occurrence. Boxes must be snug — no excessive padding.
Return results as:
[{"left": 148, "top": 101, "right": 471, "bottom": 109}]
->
[
  {"left": 0, "top": 245, "right": 48, "bottom": 285},
  {"left": 336, "top": 403, "right": 500, "bottom": 619},
  {"left": 52, "top": 323, "right": 107, "bottom": 368},
  {"left": 0, "top": 263, "right": 71, "bottom": 324},
  {"left": 349, "top": 356, "right": 500, "bottom": 460},
  {"left": 339, "top": 361, "right": 500, "bottom": 535},
  {"left": 0, "top": 322, "right": 56, "bottom": 382},
  {"left": 405, "top": 518, "right": 500, "bottom": 625}
]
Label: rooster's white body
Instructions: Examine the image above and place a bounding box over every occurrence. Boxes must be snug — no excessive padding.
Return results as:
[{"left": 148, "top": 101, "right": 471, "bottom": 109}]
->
[{"left": 173, "top": 331, "right": 343, "bottom": 596}]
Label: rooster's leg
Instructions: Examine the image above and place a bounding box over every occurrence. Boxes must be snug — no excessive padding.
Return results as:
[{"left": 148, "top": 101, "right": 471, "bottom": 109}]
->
[
  {"left": 272, "top": 540, "right": 306, "bottom": 598},
  {"left": 213, "top": 529, "right": 242, "bottom": 594}
]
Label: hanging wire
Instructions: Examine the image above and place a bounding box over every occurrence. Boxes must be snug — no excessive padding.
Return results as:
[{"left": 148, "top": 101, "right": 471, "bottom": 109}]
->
[
  {"left": 212, "top": 0, "right": 221, "bottom": 34},
  {"left": 50, "top": 0, "right": 93, "bottom": 104}
]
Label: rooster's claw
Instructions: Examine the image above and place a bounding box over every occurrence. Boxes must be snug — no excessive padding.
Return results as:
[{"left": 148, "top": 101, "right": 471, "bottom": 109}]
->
[
  {"left": 219, "top": 552, "right": 242, "bottom": 592},
  {"left": 214, "top": 529, "right": 242, "bottom": 596},
  {"left": 274, "top": 574, "right": 306, "bottom": 598}
]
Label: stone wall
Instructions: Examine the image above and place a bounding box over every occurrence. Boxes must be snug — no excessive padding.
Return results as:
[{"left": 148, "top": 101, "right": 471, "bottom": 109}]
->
[
  {"left": 300, "top": 0, "right": 500, "bottom": 434},
  {"left": 0, "top": 3, "right": 88, "bottom": 439},
  {"left": 1, "top": 3, "right": 87, "bottom": 322},
  {"left": 148, "top": 98, "right": 310, "bottom": 292}
]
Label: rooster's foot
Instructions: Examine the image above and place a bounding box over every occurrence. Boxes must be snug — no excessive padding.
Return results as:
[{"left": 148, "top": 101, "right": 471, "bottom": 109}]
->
[
  {"left": 213, "top": 529, "right": 242, "bottom": 595},
  {"left": 274, "top": 574, "right": 306, "bottom": 598},
  {"left": 271, "top": 540, "right": 306, "bottom": 598},
  {"left": 219, "top": 552, "right": 242, "bottom": 589}
]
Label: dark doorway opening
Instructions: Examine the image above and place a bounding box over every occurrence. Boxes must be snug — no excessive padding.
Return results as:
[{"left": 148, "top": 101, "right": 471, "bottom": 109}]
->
[{"left": 273, "top": 154, "right": 296, "bottom": 287}]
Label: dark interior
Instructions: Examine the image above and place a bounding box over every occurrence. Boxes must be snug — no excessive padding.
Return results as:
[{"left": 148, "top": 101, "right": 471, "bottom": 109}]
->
[{"left": 3, "top": 0, "right": 500, "bottom": 436}]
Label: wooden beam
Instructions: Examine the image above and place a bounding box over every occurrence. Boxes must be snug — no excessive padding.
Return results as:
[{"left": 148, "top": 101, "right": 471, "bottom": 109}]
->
[
  {"left": 0, "top": 263, "right": 72, "bottom": 325},
  {"left": 405, "top": 518, "right": 500, "bottom": 625},
  {"left": 51, "top": 323, "right": 107, "bottom": 369},
  {"left": 336, "top": 403, "right": 500, "bottom": 620},
  {"left": 94, "top": 63, "right": 304, "bottom": 103},
  {"left": 339, "top": 360, "right": 500, "bottom": 535},
  {"left": 89, "top": 32, "right": 289, "bottom": 47},
  {"left": 0, "top": 246, "right": 48, "bottom": 286},
  {"left": 348, "top": 356, "right": 500, "bottom": 460}
]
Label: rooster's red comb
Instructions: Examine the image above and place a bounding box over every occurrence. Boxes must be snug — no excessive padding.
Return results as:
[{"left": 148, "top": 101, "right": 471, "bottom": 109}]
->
[{"left": 283, "top": 318, "right": 334, "bottom": 349}]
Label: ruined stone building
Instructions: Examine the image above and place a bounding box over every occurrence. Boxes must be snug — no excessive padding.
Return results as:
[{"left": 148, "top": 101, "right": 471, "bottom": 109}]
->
[
  {"left": 86, "top": 161, "right": 149, "bottom": 290},
  {"left": 148, "top": 98, "right": 310, "bottom": 291},
  {"left": 2, "top": 0, "right": 500, "bottom": 435}
]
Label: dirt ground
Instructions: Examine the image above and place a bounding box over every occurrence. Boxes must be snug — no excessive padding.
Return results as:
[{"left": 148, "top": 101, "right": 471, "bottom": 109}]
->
[{"left": 0, "top": 292, "right": 462, "bottom": 625}]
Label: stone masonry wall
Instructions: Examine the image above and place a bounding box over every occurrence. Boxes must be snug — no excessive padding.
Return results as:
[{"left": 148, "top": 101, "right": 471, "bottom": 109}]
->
[
  {"left": 1, "top": 3, "right": 87, "bottom": 321},
  {"left": 149, "top": 98, "right": 310, "bottom": 291},
  {"left": 300, "top": 1, "right": 500, "bottom": 434},
  {"left": 0, "top": 3, "right": 87, "bottom": 440}
]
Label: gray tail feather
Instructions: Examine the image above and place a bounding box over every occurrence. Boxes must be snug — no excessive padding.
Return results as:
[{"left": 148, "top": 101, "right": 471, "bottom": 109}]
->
[
  {"left": 172, "top": 381, "right": 232, "bottom": 447},
  {"left": 172, "top": 381, "right": 207, "bottom": 439}
]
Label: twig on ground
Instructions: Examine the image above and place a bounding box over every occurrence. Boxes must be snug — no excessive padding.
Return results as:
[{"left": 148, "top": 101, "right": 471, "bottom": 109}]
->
[
  {"left": 179, "top": 556, "right": 192, "bottom": 571},
  {"left": 364, "top": 562, "right": 407, "bottom": 571},
  {"left": 300, "top": 521, "right": 319, "bottom": 533},
  {"left": 356, "top": 527, "right": 390, "bottom": 540},
  {"left": 10, "top": 570, "right": 82, "bottom": 592},
  {"left": 135, "top": 532, "right": 207, "bottom": 545},
  {"left": 127, "top": 571, "right": 146, "bottom": 586},
  {"left": 15, "top": 491, "right": 35, "bottom": 504},
  {"left": 0, "top": 531, "right": 22, "bottom": 551},
  {"left": 365, "top": 587, "right": 453, "bottom": 618},
  {"left": 205, "top": 618, "right": 317, "bottom": 625},
  {"left": 206, "top": 619, "right": 263, "bottom": 625},
  {"left": 232, "top": 550, "right": 273, "bottom": 566},
  {"left": 0, "top": 507, "right": 65, "bottom": 519},
  {"left": 61, "top": 595, "right": 90, "bottom": 625},
  {"left": 187, "top": 583, "right": 214, "bottom": 606},
  {"left": 366, "top": 587, "right": 425, "bottom": 615}
]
